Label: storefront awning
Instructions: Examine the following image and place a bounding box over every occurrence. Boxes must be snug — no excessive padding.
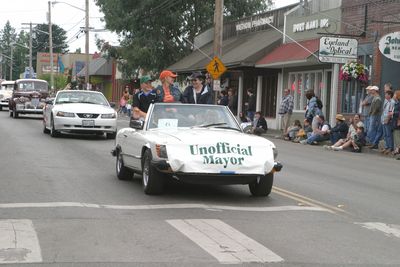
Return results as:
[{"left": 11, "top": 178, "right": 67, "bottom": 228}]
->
[
  {"left": 77, "top": 57, "right": 112, "bottom": 77},
  {"left": 256, "top": 38, "right": 319, "bottom": 68},
  {"left": 169, "top": 29, "right": 282, "bottom": 73}
]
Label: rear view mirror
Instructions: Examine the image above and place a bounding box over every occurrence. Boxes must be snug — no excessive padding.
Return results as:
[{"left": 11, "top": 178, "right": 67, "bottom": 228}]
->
[{"left": 129, "top": 118, "right": 144, "bottom": 130}]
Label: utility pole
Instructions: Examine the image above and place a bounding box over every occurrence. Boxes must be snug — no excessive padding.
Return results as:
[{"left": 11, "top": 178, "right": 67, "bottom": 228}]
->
[
  {"left": 85, "top": 0, "right": 90, "bottom": 90},
  {"left": 213, "top": 0, "right": 224, "bottom": 103},
  {"left": 10, "top": 45, "right": 13, "bottom": 80},
  {"left": 48, "top": 1, "right": 54, "bottom": 90},
  {"left": 29, "top": 23, "right": 33, "bottom": 78}
]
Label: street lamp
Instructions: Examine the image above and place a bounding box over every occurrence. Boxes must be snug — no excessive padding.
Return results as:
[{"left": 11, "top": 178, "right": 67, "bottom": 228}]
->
[{"left": 52, "top": 0, "right": 89, "bottom": 89}]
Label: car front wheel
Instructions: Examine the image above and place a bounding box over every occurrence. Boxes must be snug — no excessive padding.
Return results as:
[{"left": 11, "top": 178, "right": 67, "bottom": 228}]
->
[
  {"left": 50, "top": 116, "right": 60, "bottom": 137},
  {"left": 43, "top": 120, "right": 50, "bottom": 134},
  {"left": 142, "top": 149, "right": 165, "bottom": 195},
  {"left": 116, "top": 150, "right": 133, "bottom": 180},
  {"left": 106, "top": 132, "right": 117, "bottom": 139},
  {"left": 12, "top": 108, "right": 18, "bottom": 118},
  {"left": 249, "top": 173, "right": 274, "bottom": 197}
]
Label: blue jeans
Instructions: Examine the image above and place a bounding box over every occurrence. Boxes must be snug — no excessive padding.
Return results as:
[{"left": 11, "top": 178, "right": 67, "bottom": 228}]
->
[
  {"left": 372, "top": 122, "right": 383, "bottom": 145},
  {"left": 247, "top": 111, "right": 255, "bottom": 122},
  {"left": 330, "top": 132, "right": 342, "bottom": 145},
  {"left": 364, "top": 115, "right": 370, "bottom": 135},
  {"left": 367, "top": 115, "right": 380, "bottom": 143},
  {"left": 382, "top": 123, "right": 394, "bottom": 150},
  {"left": 307, "top": 133, "right": 330, "bottom": 144}
]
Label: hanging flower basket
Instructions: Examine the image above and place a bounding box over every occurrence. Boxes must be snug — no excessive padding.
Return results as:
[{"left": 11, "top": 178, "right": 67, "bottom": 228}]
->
[{"left": 339, "top": 61, "right": 368, "bottom": 83}]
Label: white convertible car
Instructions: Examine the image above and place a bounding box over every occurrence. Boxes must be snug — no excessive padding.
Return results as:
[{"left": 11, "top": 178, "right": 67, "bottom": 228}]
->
[
  {"left": 112, "top": 103, "right": 282, "bottom": 196},
  {"left": 43, "top": 90, "right": 117, "bottom": 138}
]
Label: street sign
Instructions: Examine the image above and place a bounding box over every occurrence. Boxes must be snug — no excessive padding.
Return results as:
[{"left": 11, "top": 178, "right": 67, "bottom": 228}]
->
[
  {"left": 206, "top": 56, "right": 227, "bottom": 80},
  {"left": 319, "top": 37, "right": 358, "bottom": 64},
  {"left": 379, "top": 32, "right": 400, "bottom": 62}
]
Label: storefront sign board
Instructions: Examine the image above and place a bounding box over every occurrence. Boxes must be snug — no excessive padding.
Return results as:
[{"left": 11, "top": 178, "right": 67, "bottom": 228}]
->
[
  {"left": 319, "top": 37, "right": 358, "bottom": 63},
  {"left": 379, "top": 32, "right": 400, "bottom": 62}
]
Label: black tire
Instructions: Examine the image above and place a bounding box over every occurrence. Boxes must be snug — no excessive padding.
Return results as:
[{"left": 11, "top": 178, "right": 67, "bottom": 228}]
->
[
  {"left": 116, "top": 150, "right": 133, "bottom": 180},
  {"left": 106, "top": 132, "right": 117, "bottom": 139},
  {"left": 142, "top": 149, "right": 165, "bottom": 195},
  {"left": 12, "top": 108, "right": 18, "bottom": 118},
  {"left": 249, "top": 173, "right": 274, "bottom": 197},
  {"left": 9, "top": 110, "right": 13, "bottom": 117},
  {"left": 0, "top": 106, "right": 2, "bottom": 111},
  {"left": 50, "top": 116, "right": 60, "bottom": 137},
  {"left": 43, "top": 121, "right": 50, "bottom": 134}
]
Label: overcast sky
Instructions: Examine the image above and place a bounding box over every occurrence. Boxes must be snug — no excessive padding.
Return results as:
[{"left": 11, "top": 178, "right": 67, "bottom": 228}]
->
[{"left": 0, "top": 0, "right": 299, "bottom": 54}]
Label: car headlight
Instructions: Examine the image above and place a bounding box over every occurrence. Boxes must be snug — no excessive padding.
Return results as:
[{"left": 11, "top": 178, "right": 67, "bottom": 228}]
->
[
  {"left": 0, "top": 94, "right": 3, "bottom": 99},
  {"left": 156, "top": 144, "right": 168, "bottom": 158},
  {"left": 56, "top": 111, "right": 75, "bottom": 117},
  {"left": 101, "top": 113, "right": 116, "bottom": 119},
  {"left": 272, "top": 147, "right": 278, "bottom": 160}
]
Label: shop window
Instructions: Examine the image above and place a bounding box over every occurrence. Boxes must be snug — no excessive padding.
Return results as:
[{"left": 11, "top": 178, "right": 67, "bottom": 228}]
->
[
  {"left": 288, "top": 70, "right": 323, "bottom": 111},
  {"left": 341, "top": 80, "right": 363, "bottom": 114}
]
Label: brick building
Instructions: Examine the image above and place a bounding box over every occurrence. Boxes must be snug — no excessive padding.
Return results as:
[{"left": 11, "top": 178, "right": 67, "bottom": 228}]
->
[{"left": 340, "top": 0, "right": 400, "bottom": 114}]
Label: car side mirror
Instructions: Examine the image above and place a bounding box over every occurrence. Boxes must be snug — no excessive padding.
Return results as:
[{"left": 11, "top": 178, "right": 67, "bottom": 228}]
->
[
  {"left": 45, "top": 99, "right": 54, "bottom": 105},
  {"left": 109, "top": 102, "right": 116, "bottom": 108},
  {"left": 129, "top": 118, "right": 144, "bottom": 130}
]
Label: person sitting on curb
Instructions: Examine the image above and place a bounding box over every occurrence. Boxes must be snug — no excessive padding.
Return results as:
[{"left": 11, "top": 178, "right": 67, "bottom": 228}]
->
[
  {"left": 251, "top": 111, "right": 268, "bottom": 136},
  {"left": 300, "top": 115, "right": 330, "bottom": 145},
  {"left": 292, "top": 119, "right": 312, "bottom": 143},
  {"left": 327, "top": 114, "right": 349, "bottom": 145},
  {"left": 284, "top": 119, "right": 302, "bottom": 141},
  {"left": 324, "top": 122, "right": 366, "bottom": 152}
]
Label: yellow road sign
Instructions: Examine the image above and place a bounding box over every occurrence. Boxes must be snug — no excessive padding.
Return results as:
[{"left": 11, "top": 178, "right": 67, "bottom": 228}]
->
[{"left": 206, "top": 56, "right": 227, "bottom": 80}]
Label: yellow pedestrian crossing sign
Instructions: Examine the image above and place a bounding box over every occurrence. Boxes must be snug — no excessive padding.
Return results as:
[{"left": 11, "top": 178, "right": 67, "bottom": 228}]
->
[{"left": 206, "top": 56, "right": 227, "bottom": 80}]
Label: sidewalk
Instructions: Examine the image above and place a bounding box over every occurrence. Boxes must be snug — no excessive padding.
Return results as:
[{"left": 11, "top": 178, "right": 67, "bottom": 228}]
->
[{"left": 261, "top": 129, "right": 400, "bottom": 160}]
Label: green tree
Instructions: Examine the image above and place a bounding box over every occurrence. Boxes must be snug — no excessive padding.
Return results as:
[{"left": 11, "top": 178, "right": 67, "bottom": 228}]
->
[
  {"left": 0, "top": 21, "right": 17, "bottom": 80},
  {"left": 13, "top": 31, "right": 30, "bottom": 80},
  {"left": 32, "top": 23, "right": 68, "bottom": 72},
  {"left": 95, "top": 0, "right": 272, "bottom": 76}
]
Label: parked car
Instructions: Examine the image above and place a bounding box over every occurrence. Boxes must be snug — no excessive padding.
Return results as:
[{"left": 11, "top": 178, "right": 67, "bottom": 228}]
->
[
  {"left": 43, "top": 90, "right": 117, "bottom": 139},
  {"left": 112, "top": 103, "right": 282, "bottom": 196},
  {"left": 0, "top": 80, "right": 14, "bottom": 111},
  {"left": 9, "top": 79, "right": 49, "bottom": 118}
]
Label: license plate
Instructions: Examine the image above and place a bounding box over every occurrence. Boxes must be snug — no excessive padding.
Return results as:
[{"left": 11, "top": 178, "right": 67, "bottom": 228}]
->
[
  {"left": 82, "top": 120, "right": 95, "bottom": 127},
  {"left": 31, "top": 98, "right": 39, "bottom": 107}
]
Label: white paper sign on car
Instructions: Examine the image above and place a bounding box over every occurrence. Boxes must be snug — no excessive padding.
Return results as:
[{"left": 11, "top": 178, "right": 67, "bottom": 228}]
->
[
  {"left": 167, "top": 141, "right": 274, "bottom": 175},
  {"left": 158, "top": 119, "right": 178, "bottom": 129}
]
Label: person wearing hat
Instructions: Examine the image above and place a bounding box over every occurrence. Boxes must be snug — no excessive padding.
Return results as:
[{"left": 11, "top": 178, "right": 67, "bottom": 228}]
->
[
  {"left": 366, "top": 85, "right": 383, "bottom": 146},
  {"left": 155, "top": 70, "right": 182, "bottom": 103},
  {"left": 327, "top": 114, "right": 349, "bottom": 144},
  {"left": 182, "top": 72, "right": 213, "bottom": 104},
  {"left": 325, "top": 121, "right": 366, "bottom": 152},
  {"left": 361, "top": 85, "right": 373, "bottom": 134},
  {"left": 132, "top": 76, "right": 158, "bottom": 119}
]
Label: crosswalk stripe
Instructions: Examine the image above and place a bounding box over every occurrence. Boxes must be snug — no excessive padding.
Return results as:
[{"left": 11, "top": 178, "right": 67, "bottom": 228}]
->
[
  {"left": 0, "top": 220, "right": 42, "bottom": 264},
  {"left": 167, "top": 219, "right": 283, "bottom": 264},
  {"left": 356, "top": 222, "right": 400, "bottom": 238}
]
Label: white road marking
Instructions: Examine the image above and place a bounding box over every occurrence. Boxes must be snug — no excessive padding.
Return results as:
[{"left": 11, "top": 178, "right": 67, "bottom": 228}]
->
[
  {"left": 0, "top": 202, "right": 328, "bottom": 212},
  {"left": 356, "top": 222, "right": 400, "bottom": 238},
  {"left": 0, "top": 220, "right": 42, "bottom": 264},
  {"left": 167, "top": 219, "right": 283, "bottom": 264}
]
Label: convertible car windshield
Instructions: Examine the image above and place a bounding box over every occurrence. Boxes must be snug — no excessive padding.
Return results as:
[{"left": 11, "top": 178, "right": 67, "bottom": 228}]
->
[
  {"left": 148, "top": 104, "right": 240, "bottom": 130},
  {"left": 55, "top": 91, "right": 109, "bottom": 106}
]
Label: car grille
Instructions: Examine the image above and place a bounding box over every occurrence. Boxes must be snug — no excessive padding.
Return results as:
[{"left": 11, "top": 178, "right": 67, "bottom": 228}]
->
[{"left": 77, "top": 113, "right": 99, "bottom": 118}]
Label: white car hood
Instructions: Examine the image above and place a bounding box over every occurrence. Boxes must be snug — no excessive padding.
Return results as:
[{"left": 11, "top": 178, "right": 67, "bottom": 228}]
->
[
  {"left": 149, "top": 128, "right": 275, "bottom": 175},
  {"left": 54, "top": 103, "right": 115, "bottom": 114}
]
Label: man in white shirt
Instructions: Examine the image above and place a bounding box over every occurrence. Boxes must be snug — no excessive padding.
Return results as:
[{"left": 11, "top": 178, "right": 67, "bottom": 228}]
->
[{"left": 300, "top": 115, "right": 330, "bottom": 145}]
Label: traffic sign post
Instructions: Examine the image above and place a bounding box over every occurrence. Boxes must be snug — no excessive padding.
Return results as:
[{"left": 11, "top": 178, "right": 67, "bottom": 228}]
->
[{"left": 206, "top": 56, "right": 227, "bottom": 80}]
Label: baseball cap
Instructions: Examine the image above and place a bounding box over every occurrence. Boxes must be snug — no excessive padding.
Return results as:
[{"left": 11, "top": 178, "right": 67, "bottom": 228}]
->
[
  {"left": 159, "top": 70, "right": 177, "bottom": 79},
  {"left": 140, "top": 76, "right": 153, "bottom": 84},
  {"left": 365, "top": 85, "right": 372, "bottom": 90}
]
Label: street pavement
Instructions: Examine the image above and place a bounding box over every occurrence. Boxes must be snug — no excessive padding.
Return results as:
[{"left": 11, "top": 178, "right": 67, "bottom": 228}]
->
[{"left": 0, "top": 111, "right": 400, "bottom": 266}]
